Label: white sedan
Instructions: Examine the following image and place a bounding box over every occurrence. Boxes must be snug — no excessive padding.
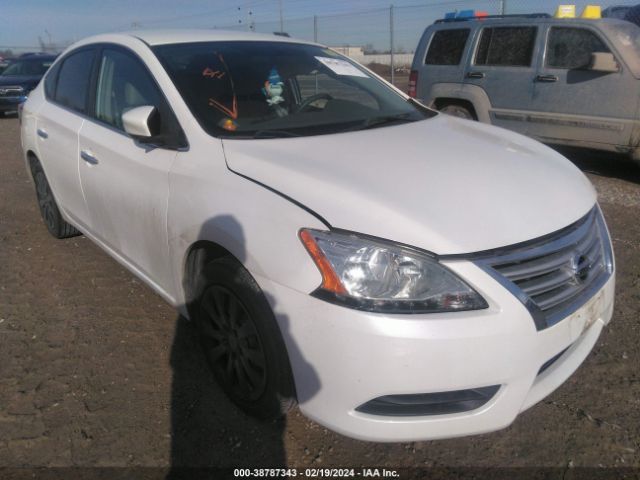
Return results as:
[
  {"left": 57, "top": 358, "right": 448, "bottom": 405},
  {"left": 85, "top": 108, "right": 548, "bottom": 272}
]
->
[{"left": 20, "top": 29, "right": 615, "bottom": 442}]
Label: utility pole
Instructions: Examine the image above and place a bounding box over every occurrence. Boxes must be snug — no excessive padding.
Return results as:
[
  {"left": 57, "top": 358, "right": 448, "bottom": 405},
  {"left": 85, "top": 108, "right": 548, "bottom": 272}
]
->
[
  {"left": 500, "top": 0, "right": 506, "bottom": 15},
  {"left": 279, "top": 0, "right": 284, "bottom": 33},
  {"left": 313, "top": 15, "right": 318, "bottom": 42},
  {"left": 390, "top": 5, "right": 395, "bottom": 85}
]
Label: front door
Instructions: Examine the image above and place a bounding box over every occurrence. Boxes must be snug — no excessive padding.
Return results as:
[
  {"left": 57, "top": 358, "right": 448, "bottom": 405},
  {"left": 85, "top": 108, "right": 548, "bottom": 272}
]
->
[
  {"left": 78, "top": 47, "right": 178, "bottom": 296},
  {"left": 528, "top": 25, "right": 637, "bottom": 147},
  {"left": 464, "top": 25, "right": 540, "bottom": 134}
]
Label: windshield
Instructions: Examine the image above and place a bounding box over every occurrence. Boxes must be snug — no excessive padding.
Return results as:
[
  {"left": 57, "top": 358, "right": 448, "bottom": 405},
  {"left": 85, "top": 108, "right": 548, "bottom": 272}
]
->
[
  {"left": 153, "top": 41, "right": 435, "bottom": 138},
  {"left": 1, "top": 58, "right": 53, "bottom": 76},
  {"left": 605, "top": 21, "right": 640, "bottom": 78}
]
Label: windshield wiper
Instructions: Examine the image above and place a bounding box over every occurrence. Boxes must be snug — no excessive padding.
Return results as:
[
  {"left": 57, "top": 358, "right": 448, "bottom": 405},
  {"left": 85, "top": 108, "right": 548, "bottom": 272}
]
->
[
  {"left": 252, "top": 129, "right": 302, "bottom": 139},
  {"left": 346, "top": 113, "right": 415, "bottom": 132}
]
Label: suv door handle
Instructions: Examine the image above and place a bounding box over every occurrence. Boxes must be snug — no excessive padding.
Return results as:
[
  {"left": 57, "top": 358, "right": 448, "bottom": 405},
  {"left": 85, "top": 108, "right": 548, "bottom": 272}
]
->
[
  {"left": 536, "top": 75, "right": 559, "bottom": 83},
  {"left": 80, "top": 150, "right": 99, "bottom": 165},
  {"left": 466, "top": 71, "right": 485, "bottom": 79},
  {"left": 36, "top": 128, "right": 48, "bottom": 139}
]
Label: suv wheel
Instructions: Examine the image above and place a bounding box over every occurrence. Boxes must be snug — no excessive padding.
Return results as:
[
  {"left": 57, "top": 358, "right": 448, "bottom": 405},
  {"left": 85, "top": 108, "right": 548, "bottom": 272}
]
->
[
  {"left": 29, "top": 157, "right": 81, "bottom": 239},
  {"left": 194, "top": 256, "right": 296, "bottom": 420},
  {"left": 440, "top": 103, "right": 475, "bottom": 120}
]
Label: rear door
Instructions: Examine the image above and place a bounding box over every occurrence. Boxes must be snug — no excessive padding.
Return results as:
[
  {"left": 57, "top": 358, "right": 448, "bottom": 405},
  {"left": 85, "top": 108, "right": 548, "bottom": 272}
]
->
[
  {"left": 78, "top": 46, "right": 180, "bottom": 295},
  {"left": 527, "top": 24, "right": 636, "bottom": 147},
  {"left": 35, "top": 48, "right": 96, "bottom": 230},
  {"left": 416, "top": 27, "right": 472, "bottom": 102},
  {"left": 464, "top": 24, "right": 540, "bottom": 133}
]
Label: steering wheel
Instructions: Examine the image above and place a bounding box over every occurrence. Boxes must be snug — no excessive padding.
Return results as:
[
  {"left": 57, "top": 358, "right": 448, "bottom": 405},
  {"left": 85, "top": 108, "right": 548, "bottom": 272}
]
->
[{"left": 294, "top": 93, "right": 334, "bottom": 113}]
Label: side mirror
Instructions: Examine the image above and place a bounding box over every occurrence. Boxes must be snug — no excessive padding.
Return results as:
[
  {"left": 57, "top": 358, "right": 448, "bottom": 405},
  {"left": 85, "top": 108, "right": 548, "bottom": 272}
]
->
[
  {"left": 122, "top": 105, "right": 160, "bottom": 141},
  {"left": 588, "top": 52, "right": 619, "bottom": 73}
]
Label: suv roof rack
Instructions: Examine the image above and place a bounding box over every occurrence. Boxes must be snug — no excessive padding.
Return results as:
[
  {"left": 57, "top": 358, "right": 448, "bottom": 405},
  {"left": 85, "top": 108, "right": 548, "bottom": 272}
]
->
[{"left": 435, "top": 13, "right": 551, "bottom": 24}]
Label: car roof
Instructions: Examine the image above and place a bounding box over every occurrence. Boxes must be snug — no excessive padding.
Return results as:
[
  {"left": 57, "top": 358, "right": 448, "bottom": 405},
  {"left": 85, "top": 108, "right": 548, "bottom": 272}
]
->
[
  {"left": 434, "top": 16, "right": 632, "bottom": 27},
  {"left": 15, "top": 53, "right": 57, "bottom": 60},
  {"left": 78, "top": 29, "right": 318, "bottom": 48}
]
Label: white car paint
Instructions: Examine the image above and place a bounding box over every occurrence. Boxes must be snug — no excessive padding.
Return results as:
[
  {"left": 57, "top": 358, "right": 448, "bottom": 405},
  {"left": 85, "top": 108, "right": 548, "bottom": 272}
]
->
[{"left": 20, "top": 29, "right": 615, "bottom": 442}]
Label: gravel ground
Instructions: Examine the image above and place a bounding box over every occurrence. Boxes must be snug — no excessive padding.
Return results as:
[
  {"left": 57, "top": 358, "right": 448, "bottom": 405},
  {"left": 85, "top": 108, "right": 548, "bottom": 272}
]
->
[{"left": 0, "top": 115, "right": 639, "bottom": 478}]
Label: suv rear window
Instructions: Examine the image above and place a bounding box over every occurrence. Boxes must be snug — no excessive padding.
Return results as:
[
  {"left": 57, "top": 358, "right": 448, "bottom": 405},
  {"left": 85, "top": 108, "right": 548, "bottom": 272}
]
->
[
  {"left": 425, "top": 29, "right": 470, "bottom": 65},
  {"left": 475, "top": 27, "right": 537, "bottom": 67},
  {"left": 546, "top": 27, "right": 610, "bottom": 69}
]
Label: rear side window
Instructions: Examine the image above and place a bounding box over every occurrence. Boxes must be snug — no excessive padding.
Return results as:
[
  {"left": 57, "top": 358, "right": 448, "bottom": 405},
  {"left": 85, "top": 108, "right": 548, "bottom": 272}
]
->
[
  {"left": 43, "top": 62, "right": 61, "bottom": 100},
  {"left": 475, "top": 27, "right": 537, "bottom": 67},
  {"left": 54, "top": 50, "right": 95, "bottom": 113},
  {"left": 425, "top": 29, "right": 471, "bottom": 65},
  {"left": 546, "top": 27, "right": 610, "bottom": 69}
]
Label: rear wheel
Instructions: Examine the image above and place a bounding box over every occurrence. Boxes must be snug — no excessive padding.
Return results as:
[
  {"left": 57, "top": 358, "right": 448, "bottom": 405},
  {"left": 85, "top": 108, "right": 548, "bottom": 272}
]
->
[
  {"left": 194, "top": 256, "right": 296, "bottom": 419},
  {"left": 439, "top": 103, "right": 475, "bottom": 120},
  {"left": 29, "top": 157, "right": 80, "bottom": 239}
]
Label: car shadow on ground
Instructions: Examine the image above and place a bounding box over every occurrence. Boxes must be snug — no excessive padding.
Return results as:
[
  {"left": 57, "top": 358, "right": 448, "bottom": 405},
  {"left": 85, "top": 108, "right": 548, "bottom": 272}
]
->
[
  {"left": 166, "top": 314, "right": 288, "bottom": 479},
  {"left": 555, "top": 146, "right": 640, "bottom": 184},
  {"left": 166, "top": 215, "right": 320, "bottom": 479}
]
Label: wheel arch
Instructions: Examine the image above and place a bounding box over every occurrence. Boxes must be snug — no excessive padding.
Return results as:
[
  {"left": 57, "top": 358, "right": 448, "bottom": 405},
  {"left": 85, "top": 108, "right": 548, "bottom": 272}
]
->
[
  {"left": 433, "top": 98, "right": 479, "bottom": 120},
  {"left": 182, "top": 240, "right": 237, "bottom": 316},
  {"left": 427, "top": 83, "right": 492, "bottom": 123}
]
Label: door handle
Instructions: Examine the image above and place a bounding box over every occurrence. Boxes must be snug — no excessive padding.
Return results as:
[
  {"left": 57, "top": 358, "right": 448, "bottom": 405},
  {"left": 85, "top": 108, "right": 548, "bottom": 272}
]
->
[
  {"left": 536, "top": 75, "right": 559, "bottom": 83},
  {"left": 36, "top": 128, "right": 48, "bottom": 139},
  {"left": 80, "top": 150, "right": 99, "bottom": 165},
  {"left": 466, "top": 71, "right": 485, "bottom": 79}
]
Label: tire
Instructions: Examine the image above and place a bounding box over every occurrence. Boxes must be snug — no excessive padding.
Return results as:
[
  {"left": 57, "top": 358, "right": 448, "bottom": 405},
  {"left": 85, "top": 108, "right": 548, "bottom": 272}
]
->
[
  {"left": 440, "top": 103, "right": 475, "bottom": 120},
  {"left": 193, "top": 256, "right": 296, "bottom": 420},
  {"left": 29, "top": 157, "right": 81, "bottom": 239}
]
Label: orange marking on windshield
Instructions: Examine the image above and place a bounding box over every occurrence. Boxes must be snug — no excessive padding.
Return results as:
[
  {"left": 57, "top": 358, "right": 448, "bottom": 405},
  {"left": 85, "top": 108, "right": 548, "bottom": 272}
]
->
[{"left": 202, "top": 67, "right": 226, "bottom": 79}]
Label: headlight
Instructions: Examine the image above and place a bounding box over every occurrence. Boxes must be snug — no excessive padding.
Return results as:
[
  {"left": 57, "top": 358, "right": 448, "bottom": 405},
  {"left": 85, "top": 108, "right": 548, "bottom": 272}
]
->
[{"left": 299, "top": 229, "right": 488, "bottom": 314}]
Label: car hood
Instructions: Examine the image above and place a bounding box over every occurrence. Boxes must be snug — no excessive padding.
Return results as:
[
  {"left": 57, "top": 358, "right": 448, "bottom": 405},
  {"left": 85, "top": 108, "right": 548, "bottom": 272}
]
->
[
  {"left": 222, "top": 114, "right": 597, "bottom": 255},
  {"left": 0, "top": 75, "right": 40, "bottom": 88}
]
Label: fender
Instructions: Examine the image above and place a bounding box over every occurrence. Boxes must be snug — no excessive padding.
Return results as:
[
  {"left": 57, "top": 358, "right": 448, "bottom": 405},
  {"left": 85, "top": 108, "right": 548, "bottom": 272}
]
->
[{"left": 427, "top": 83, "right": 492, "bottom": 124}]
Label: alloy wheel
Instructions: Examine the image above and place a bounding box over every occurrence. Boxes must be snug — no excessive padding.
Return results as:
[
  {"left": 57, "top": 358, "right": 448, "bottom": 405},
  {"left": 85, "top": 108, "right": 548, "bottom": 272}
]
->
[{"left": 199, "top": 285, "right": 268, "bottom": 401}]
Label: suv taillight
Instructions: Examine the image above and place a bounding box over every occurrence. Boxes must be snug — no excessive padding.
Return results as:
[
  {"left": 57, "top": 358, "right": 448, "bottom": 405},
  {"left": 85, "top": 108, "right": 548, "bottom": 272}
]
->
[{"left": 408, "top": 70, "right": 418, "bottom": 98}]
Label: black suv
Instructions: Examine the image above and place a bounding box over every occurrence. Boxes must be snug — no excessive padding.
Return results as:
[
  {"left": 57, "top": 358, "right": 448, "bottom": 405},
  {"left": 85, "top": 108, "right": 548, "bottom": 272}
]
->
[{"left": 0, "top": 54, "right": 56, "bottom": 116}]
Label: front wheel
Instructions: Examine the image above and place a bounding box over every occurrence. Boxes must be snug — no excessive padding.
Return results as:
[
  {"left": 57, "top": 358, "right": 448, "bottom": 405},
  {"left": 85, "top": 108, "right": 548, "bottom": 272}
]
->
[{"left": 194, "top": 256, "right": 296, "bottom": 419}]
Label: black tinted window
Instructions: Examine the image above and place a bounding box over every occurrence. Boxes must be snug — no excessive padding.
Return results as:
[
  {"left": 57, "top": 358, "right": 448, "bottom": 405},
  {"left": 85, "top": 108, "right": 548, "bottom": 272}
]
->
[
  {"left": 55, "top": 50, "right": 95, "bottom": 113},
  {"left": 547, "top": 27, "right": 610, "bottom": 69},
  {"left": 95, "top": 49, "right": 164, "bottom": 130},
  {"left": 426, "top": 29, "right": 470, "bottom": 65},
  {"left": 475, "top": 27, "right": 537, "bottom": 66},
  {"left": 154, "top": 41, "right": 433, "bottom": 138}
]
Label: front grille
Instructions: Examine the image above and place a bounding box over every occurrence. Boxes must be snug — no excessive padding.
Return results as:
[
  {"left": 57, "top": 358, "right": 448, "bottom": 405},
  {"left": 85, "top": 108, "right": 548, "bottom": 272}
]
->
[{"left": 475, "top": 207, "right": 613, "bottom": 330}]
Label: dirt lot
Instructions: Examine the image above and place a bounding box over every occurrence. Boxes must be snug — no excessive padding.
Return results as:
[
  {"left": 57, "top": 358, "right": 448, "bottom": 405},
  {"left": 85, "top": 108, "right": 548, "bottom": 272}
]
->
[{"left": 1, "top": 115, "right": 639, "bottom": 478}]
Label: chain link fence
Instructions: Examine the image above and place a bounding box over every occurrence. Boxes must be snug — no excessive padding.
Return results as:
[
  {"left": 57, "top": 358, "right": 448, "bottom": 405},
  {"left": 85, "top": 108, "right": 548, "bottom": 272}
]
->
[
  {"left": 215, "top": 0, "right": 640, "bottom": 88},
  {"left": 3, "top": 0, "right": 640, "bottom": 88}
]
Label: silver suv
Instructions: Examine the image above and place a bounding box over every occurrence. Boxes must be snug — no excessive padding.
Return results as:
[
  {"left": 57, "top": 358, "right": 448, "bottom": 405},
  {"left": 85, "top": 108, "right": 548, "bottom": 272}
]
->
[{"left": 410, "top": 14, "right": 640, "bottom": 163}]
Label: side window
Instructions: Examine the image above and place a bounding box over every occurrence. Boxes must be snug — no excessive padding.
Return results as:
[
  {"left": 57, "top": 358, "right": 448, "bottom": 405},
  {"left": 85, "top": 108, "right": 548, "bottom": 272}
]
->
[
  {"left": 95, "top": 49, "right": 164, "bottom": 130},
  {"left": 475, "top": 27, "right": 537, "bottom": 67},
  {"left": 546, "top": 27, "right": 610, "bottom": 69},
  {"left": 54, "top": 50, "right": 95, "bottom": 113},
  {"left": 43, "top": 61, "right": 61, "bottom": 100},
  {"left": 425, "top": 29, "right": 471, "bottom": 65}
]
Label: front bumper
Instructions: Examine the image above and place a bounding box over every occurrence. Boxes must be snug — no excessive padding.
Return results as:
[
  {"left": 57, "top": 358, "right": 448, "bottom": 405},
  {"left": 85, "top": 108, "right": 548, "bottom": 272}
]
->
[
  {"left": 256, "top": 259, "right": 615, "bottom": 442},
  {"left": 0, "top": 96, "right": 27, "bottom": 112}
]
